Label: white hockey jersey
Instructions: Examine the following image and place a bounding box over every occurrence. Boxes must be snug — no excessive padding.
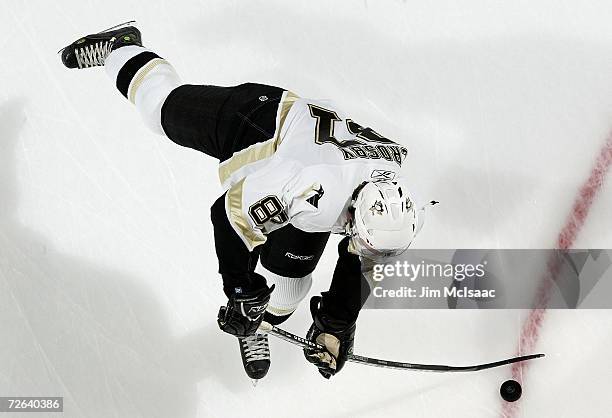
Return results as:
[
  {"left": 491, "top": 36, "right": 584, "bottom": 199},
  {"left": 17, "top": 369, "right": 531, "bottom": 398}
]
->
[{"left": 219, "top": 92, "right": 409, "bottom": 251}]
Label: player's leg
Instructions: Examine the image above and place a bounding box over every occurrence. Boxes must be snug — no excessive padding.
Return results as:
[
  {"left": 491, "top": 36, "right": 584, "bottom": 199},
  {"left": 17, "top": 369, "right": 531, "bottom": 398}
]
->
[
  {"left": 60, "top": 23, "right": 180, "bottom": 136},
  {"left": 260, "top": 225, "right": 331, "bottom": 324},
  {"left": 235, "top": 225, "right": 330, "bottom": 380},
  {"left": 160, "top": 82, "right": 287, "bottom": 162},
  {"left": 103, "top": 45, "right": 181, "bottom": 137},
  {"left": 60, "top": 23, "right": 287, "bottom": 161},
  {"left": 106, "top": 45, "right": 286, "bottom": 159}
]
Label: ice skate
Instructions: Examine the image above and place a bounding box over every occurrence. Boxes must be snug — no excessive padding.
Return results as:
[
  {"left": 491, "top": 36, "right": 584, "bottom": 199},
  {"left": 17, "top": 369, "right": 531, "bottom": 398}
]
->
[
  {"left": 238, "top": 333, "right": 271, "bottom": 382},
  {"left": 59, "top": 21, "right": 142, "bottom": 69}
]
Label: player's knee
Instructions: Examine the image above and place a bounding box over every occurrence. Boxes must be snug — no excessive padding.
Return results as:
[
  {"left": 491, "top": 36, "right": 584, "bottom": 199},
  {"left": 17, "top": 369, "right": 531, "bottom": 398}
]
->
[
  {"left": 256, "top": 264, "right": 313, "bottom": 319},
  {"left": 134, "top": 68, "right": 182, "bottom": 135}
]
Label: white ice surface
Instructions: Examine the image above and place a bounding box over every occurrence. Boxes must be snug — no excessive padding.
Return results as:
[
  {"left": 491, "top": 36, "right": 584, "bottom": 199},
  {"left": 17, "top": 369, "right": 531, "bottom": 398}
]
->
[{"left": 1, "top": 1, "right": 612, "bottom": 417}]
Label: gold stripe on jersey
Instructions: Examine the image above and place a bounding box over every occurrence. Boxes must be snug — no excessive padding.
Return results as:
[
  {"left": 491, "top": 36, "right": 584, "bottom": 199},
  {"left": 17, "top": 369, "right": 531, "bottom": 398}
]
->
[
  {"left": 218, "top": 90, "right": 300, "bottom": 184},
  {"left": 128, "top": 58, "right": 170, "bottom": 104},
  {"left": 226, "top": 178, "right": 267, "bottom": 251}
]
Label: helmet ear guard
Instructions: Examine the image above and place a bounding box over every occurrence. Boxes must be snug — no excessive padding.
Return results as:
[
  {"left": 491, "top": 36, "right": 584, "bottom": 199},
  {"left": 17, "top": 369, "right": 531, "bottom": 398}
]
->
[{"left": 350, "top": 181, "right": 369, "bottom": 202}]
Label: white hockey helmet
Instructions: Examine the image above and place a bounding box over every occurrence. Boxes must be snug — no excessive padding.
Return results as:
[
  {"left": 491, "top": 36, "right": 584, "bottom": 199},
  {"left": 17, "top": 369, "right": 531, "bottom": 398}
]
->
[{"left": 347, "top": 180, "right": 419, "bottom": 258}]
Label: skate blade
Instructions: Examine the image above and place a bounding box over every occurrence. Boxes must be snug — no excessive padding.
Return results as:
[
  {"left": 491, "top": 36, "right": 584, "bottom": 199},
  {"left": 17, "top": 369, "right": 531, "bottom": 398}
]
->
[{"left": 98, "top": 20, "right": 137, "bottom": 34}]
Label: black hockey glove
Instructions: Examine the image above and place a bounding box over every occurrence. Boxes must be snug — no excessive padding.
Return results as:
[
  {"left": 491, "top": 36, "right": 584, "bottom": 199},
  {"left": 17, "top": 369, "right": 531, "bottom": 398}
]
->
[
  {"left": 303, "top": 296, "right": 356, "bottom": 379},
  {"left": 217, "top": 283, "right": 275, "bottom": 338}
]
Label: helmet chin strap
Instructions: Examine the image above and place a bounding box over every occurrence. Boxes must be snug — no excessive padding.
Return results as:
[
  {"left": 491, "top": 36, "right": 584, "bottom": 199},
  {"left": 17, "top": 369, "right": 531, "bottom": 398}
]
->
[
  {"left": 342, "top": 205, "right": 364, "bottom": 257},
  {"left": 343, "top": 191, "right": 358, "bottom": 237},
  {"left": 344, "top": 217, "right": 361, "bottom": 257},
  {"left": 347, "top": 238, "right": 361, "bottom": 256}
]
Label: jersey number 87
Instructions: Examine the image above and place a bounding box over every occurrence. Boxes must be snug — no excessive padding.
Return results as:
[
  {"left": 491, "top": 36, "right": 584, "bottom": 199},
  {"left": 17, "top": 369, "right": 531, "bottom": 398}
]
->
[{"left": 249, "top": 195, "right": 289, "bottom": 229}]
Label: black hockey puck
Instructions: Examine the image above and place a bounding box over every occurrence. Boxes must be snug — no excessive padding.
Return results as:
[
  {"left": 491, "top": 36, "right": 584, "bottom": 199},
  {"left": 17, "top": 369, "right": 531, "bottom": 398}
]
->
[{"left": 500, "top": 379, "right": 522, "bottom": 402}]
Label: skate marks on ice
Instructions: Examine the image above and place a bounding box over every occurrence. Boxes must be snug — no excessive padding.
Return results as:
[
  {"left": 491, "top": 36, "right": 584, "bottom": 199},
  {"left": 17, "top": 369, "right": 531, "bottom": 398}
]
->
[{"left": 0, "top": 100, "right": 247, "bottom": 418}]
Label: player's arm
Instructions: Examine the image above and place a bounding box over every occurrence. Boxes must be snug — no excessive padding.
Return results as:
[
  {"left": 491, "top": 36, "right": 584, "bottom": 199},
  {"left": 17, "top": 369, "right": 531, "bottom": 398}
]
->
[
  {"left": 325, "top": 237, "right": 368, "bottom": 322},
  {"left": 304, "top": 237, "right": 370, "bottom": 378}
]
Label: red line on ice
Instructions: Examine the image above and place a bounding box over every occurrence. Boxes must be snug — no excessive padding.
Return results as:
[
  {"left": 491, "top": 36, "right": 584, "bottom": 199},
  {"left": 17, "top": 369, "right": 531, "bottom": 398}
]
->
[{"left": 501, "top": 131, "right": 612, "bottom": 418}]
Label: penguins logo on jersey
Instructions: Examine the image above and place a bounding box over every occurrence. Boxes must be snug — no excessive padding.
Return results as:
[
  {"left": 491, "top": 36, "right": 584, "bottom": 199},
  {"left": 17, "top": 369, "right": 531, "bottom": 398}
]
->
[{"left": 306, "top": 185, "right": 324, "bottom": 208}]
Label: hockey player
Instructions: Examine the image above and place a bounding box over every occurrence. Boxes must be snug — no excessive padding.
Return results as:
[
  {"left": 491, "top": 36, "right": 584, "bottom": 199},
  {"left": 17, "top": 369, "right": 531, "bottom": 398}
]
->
[{"left": 59, "top": 23, "right": 430, "bottom": 381}]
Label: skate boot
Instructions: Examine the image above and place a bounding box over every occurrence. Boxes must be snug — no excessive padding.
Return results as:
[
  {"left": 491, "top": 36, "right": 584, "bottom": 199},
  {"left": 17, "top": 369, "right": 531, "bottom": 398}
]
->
[
  {"left": 59, "top": 21, "right": 142, "bottom": 69},
  {"left": 238, "top": 333, "right": 271, "bottom": 383}
]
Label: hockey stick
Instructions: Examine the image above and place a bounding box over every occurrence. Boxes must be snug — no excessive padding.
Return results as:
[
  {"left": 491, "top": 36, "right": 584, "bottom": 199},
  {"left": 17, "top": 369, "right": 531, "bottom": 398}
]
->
[{"left": 258, "top": 322, "right": 545, "bottom": 372}]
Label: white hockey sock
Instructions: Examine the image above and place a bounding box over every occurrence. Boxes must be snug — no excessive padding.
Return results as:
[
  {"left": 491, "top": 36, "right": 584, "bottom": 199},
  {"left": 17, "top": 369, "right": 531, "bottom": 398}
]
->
[
  {"left": 256, "top": 264, "right": 313, "bottom": 317},
  {"left": 105, "top": 46, "right": 182, "bottom": 134}
]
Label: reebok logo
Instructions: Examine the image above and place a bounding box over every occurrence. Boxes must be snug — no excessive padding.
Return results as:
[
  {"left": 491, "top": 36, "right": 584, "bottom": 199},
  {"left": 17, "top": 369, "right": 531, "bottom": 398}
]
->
[
  {"left": 370, "top": 170, "right": 396, "bottom": 181},
  {"left": 248, "top": 305, "right": 266, "bottom": 314},
  {"left": 285, "top": 252, "right": 315, "bottom": 261}
]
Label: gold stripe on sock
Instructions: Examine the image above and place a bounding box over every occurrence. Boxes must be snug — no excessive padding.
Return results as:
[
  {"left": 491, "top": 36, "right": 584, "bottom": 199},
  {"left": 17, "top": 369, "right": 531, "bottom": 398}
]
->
[
  {"left": 128, "top": 58, "right": 170, "bottom": 104},
  {"left": 266, "top": 305, "right": 296, "bottom": 316}
]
